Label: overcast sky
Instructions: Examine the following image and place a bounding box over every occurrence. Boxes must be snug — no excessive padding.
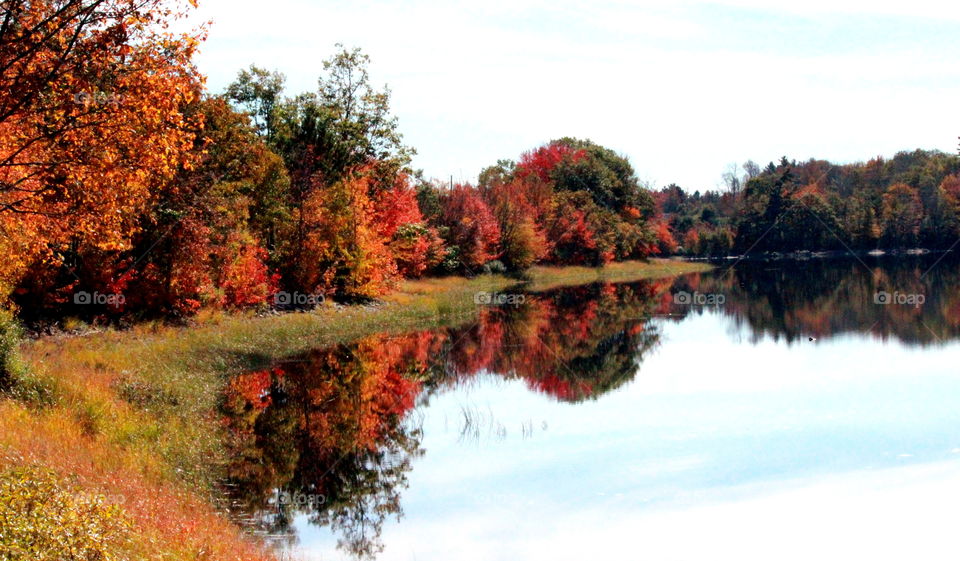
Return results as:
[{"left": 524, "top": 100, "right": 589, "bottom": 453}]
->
[{"left": 185, "top": 0, "right": 960, "bottom": 190}]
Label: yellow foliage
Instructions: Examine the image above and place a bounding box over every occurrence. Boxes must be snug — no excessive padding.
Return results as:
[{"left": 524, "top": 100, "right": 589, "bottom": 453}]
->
[{"left": 0, "top": 465, "right": 134, "bottom": 561}]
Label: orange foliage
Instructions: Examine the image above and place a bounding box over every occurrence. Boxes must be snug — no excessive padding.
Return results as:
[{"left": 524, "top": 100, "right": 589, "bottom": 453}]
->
[
  {"left": 294, "top": 171, "right": 398, "bottom": 298},
  {"left": 652, "top": 220, "right": 679, "bottom": 254},
  {"left": 218, "top": 242, "right": 278, "bottom": 310},
  {"left": 0, "top": 0, "right": 204, "bottom": 297}
]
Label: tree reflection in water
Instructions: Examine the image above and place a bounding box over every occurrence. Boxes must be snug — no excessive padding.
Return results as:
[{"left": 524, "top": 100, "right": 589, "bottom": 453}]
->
[
  {"left": 220, "top": 279, "right": 671, "bottom": 557},
  {"left": 664, "top": 255, "right": 960, "bottom": 346},
  {"left": 220, "top": 255, "right": 960, "bottom": 558}
]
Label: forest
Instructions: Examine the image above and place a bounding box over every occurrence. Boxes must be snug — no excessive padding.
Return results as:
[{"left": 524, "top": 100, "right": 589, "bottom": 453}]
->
[
  {"left": 5, "top": 4, "right": 960, "bottom": 561},
  {"left": 2, "top": 0, "right": 959, "bottom": 328},
  {"left": 658, "top": 150, "right": 960, "bottom": 257}
]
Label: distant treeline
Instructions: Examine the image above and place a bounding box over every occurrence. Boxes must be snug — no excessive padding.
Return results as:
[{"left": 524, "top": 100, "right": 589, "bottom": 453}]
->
[{"left": 656, "top": 150, "right": 960, "bottom": 256}]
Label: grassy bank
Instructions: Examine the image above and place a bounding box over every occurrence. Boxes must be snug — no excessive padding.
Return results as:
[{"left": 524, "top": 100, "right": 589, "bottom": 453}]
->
[{"left": 0, "top": 259, "right": 709, "bottom": 561}]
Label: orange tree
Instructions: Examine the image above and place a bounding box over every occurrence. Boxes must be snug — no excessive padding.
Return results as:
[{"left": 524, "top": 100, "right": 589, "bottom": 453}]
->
[{"left": 0, "top": 0, "right": 204, "bottom": 302}]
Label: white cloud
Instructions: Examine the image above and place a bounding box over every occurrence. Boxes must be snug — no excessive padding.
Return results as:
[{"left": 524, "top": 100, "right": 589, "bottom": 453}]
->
[{"left": 183, "top": 0, "right": 960, "bottom": 188}]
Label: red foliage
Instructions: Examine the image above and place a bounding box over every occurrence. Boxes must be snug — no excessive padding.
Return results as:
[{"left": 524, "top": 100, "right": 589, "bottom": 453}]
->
[
  {"left": 439, "top": 184, "right": 502, "bottom": 270},
  {"left": 622, "top": 206, "right": 642, "bottom": 221},
  {"left": 484, "top": 178, "right": 552, "bottom": 269},
  {"left": 218, "top": 242, "right": 278, "bottom": 310},
  {"left": 226, "top": 369, "right": 278, "bottom": 411},
  {"left": 652, "top": 221, "right": 678, "bottom": 255},
  {"left": 941, "top": 174, "right": 960, "bottom": 206},
  {"left": 526, "top": 374, "right": 593, "bottom": 402},
  {"left": 547, "top": 196, "right": 597, "bottom": 265},
  {"left": 515, "top": 142, "right": 586, "bottom": 183},
  {"left": 110, "top": 217, "right": 214, "bottom": 317},
  {"left": 376, "top": 174, "right": 445, "bottom": 277},
  {"left": 294, "top": 171, "right": 399, "bottom": 298},
  {"left": 377, "top": 174, "right": 426, "bottom": 239}
]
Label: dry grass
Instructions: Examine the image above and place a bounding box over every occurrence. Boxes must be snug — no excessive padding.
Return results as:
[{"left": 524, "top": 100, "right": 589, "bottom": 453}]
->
[
  {"left": 525, "top": 259, "right": 712, "bottom": 292},
  {"left": 0, "top": 402, "right": 270, "bottom": 561}
]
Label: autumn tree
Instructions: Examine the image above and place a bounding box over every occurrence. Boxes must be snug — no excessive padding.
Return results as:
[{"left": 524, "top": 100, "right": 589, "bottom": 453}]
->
[
  {"left": 231, "top": 47, "right": 414, "bottom": 192},
  {"left": 482, "top": 177, "right": 551, "bottom": 271},
  {"left": 0, "top": 0, "right": 204, "bottom": 300},
  {"left": 548, "top": 137, "right": 656, "bottom": 217},
  {"left": 547, "top": 191, "right": 600, "bottom": 265},
  {"left": 437, "top": 184, "right": 501, "bottom": 272},
  {"left": 225, "top": 65, "right": 285, "bottom": 137},
  {"left": 227, "top": 47, "right": 417, "bottom": 298},
  {"left": 290, "top": 170, "right": 398, "bottom": 299},
  {"left": 880, "top": 183, "right": 923, "bottom": 248},
  {"left": 375, "top": 174, "right": 445, "bottom": 278},
  {"left": 478, "top": 138, "right": 662, "bottom": 267}
]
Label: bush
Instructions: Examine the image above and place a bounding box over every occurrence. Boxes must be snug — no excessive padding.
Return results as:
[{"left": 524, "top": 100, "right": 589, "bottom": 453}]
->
[
  {"left": 0, "top": 466, "right": 134, "bottom": 561},
  {"left": 0, "top": 310, "right": 54, "bottom": 405},
  {"left": 0, "top": 310, "right": 25, "bottom": 392}
]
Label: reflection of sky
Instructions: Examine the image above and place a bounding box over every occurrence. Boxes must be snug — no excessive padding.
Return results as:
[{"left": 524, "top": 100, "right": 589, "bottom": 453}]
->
[{"left": 292, "top": 311, "right": 960, "bottom": 560}]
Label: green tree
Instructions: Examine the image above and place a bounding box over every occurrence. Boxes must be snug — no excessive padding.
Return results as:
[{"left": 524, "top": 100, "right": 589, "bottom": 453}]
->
[
  {"left": 550, "top": 137, "right": 655, "bottom": 216},
  {"left": 880, "top": 183, "right": 923, "bottom": 248},
  {"left": 225, "top": 65, "right": 286, "bottom": 138}
]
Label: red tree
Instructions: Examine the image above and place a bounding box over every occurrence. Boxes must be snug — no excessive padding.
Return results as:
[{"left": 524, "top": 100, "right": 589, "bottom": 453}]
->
[
  {"left": 515, "top": 142, "right": 586, "bottom": 183},
  {"left": 439, "top": 184, "right": 501, "bottom": 270}
]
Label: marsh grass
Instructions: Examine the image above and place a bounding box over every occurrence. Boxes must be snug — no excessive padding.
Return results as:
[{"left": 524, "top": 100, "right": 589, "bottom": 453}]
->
[{"left": 525, "top": 259, "right": 713, "bottom": 292}]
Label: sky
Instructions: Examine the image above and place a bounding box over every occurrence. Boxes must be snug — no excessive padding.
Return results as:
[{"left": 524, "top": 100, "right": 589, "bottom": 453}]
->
[{"left": 184, "top": 0, "right": 960, "bottom": 190}]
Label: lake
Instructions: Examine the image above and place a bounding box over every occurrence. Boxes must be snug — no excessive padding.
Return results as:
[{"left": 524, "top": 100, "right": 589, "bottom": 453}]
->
[{"left": 221, "top": 255, "right": 960, "bottom": 561}]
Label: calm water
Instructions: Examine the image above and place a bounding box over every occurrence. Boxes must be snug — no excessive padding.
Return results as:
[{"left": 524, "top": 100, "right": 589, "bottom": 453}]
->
[{"left": 222, "top": 255, "right": 960, "bottom": 561}]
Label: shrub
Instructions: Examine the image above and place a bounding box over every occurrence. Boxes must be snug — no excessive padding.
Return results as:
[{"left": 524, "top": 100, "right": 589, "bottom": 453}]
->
[
  {"left": 0, "top": 309, "right": 24, "bottom": 392},
  {"left": 0, "top": 310, "right": 55, "bottom": 404},
  {"left": 0, "top": 466, "right": 134, "bottom": 561}
]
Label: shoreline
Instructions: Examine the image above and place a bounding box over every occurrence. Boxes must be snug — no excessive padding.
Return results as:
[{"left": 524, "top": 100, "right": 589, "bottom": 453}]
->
[{"left": 685, "top": 248, "right": 957, "bottom": 262}]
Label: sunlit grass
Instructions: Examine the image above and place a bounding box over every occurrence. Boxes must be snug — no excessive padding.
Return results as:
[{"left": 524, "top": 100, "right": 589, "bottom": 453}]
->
[{"left": 526, "top": 259, "right": 713, "bottom": 292}]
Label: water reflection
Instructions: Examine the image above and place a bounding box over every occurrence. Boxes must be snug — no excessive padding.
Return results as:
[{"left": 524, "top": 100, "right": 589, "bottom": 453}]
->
[
  {"left": 667, "top": 254, "right": 960, "bottom": 345},
  {"left": 221, "top": 255, "right": 960, "bottom": 558},
  {"left": 221, "top": 280, "right": 671, "bottom": 556},
  {"left": 221, "top": 341, "right": 424, "bottom": 558}
]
